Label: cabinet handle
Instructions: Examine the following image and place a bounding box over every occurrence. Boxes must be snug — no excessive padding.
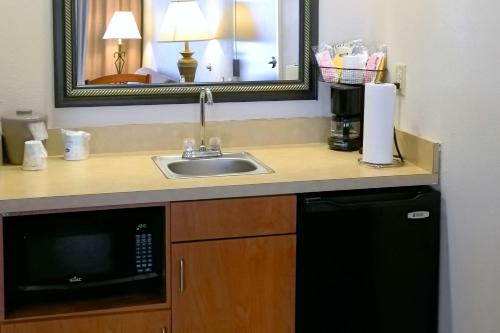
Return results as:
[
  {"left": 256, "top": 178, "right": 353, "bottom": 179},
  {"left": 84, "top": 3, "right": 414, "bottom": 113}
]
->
[
  {"left": 161, "top": 327, "right": 167, "bottom": 333},
  {"left": 179, "top": 258, "right": 185, "bottom": 294}
]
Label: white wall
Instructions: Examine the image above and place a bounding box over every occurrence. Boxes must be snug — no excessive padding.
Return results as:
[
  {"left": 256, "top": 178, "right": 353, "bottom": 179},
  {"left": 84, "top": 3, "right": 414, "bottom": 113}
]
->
[
  {"left": 384, "top": 0, "right": 500, "bottom": 332},
  {"left": 0, "top": 0, "right": 384, "bottom": 129}
]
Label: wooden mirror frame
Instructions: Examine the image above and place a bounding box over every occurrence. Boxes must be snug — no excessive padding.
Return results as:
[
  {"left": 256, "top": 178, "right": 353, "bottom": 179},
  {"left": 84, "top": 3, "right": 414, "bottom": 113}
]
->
[{"left": 53, "top": 0, "right": 318, "bottom": 108}]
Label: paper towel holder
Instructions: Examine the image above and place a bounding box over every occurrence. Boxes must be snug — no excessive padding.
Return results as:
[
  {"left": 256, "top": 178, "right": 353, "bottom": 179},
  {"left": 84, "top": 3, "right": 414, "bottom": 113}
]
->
[
  {"left": 357, "top": 157, "right": 403, "bottom": 168},
  {"left": 358, "top": 127, "right": 405, "bottom": 168}
]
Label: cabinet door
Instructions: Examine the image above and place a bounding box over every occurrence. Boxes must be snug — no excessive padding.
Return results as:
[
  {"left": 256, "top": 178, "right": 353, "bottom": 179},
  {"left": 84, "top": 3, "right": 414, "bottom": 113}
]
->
[
  {"left": 172, "top": 235, "right": 296, "bottom": 333},
  {"left": 1, "top": 310, "right": 171, "bottom": 333}
]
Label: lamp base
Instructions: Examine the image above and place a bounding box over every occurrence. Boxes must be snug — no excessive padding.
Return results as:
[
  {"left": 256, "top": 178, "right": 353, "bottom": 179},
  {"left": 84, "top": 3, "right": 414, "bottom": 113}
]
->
[
  {"left": 114, "top": 41, "right": 126, "bottom": 74},
  {"left": 178, "top": 42, "right": 198, "bottom": 82}
]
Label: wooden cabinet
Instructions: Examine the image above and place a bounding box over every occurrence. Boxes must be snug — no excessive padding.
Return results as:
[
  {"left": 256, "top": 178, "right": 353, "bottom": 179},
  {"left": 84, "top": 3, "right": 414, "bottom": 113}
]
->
[
  {"left": 0, "top": 195, "right": 297, "bottom": 333},
  {"left": 171, "top": 195, "right": 296, "bottom": 333},
  {"left": 1, "top": 310, "right": 171, "bottom": 333},
  {"left": 171, "top": 195, "right": 296, "bottom": 241},
  {"left": 172, "top": 236, "right": 296, "bottom": 333}
]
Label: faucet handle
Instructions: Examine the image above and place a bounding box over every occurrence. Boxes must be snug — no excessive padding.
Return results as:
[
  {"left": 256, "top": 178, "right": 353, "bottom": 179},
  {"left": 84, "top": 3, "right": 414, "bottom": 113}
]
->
[
  {"left": 183, "top": 138, "right": 196, "bottom": 152},
  {"left": 208, "top": 136, "right": 222, "bottom": 151}
]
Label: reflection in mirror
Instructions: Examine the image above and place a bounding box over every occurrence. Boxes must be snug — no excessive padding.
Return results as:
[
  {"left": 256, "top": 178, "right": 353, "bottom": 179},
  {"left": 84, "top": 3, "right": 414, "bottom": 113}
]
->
[
  {"left": 76, "top": 0, "right": 143, "bottom": 85},
  {"left": 156, "top": 0, "right": 214, "bottom": 83},
  {"left": 53, "top": 0, "right": 317, "bottom": 107},
  {"left": 77, "top": 0, "right": 300, "bottom": 86}
]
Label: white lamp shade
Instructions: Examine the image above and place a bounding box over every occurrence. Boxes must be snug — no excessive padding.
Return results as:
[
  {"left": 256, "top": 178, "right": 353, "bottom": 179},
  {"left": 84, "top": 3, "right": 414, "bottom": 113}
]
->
[
  {"left": 158, "top": 0, "right": 213, "bottom": 42},
  {"left": 103, "top": 11, "right": 142, "bottom": 40}
]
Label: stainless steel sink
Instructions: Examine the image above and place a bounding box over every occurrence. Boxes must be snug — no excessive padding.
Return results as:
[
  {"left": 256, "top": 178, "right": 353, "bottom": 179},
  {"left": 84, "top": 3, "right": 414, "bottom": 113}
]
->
[{"left": 152, "top": 152, "right": 274, "bottom": 179}]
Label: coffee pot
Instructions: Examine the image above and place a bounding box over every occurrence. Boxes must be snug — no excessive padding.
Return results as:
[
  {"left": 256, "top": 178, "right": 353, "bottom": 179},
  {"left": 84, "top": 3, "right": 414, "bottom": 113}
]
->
[{"left": 328, "top": 84, "right": 365, "bottom": 151}]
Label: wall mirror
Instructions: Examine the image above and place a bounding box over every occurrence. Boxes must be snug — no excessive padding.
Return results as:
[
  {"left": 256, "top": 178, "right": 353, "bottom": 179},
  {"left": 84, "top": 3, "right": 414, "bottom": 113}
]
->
[{"left": 53, "top": 0, "right": 318, "bottom": 107}]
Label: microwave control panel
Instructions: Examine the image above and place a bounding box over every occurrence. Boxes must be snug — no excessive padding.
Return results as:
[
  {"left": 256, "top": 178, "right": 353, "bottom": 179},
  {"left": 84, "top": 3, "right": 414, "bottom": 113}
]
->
[{"left": 135, "top": 224, "right": 153, "bottom": 274}]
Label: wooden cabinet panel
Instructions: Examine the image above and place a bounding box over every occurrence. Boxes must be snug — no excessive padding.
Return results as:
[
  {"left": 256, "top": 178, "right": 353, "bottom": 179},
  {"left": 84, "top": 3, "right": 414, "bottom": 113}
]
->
[
  {"left": 1, "top": 310, "right": 171, "bottom": 333},
  {"left": 171, "top": 195, "right": 296, "bottom": 242},
  {"left": 172, "top": 235, "right": 296, "bottom": 333},
  {"left": 0, "top": 216, "right": 4, "bottom": 321}
]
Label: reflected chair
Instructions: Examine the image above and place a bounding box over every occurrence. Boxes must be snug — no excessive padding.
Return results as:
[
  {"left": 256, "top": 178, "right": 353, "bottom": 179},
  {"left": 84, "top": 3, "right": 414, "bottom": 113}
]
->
[{"left": 85, "top": 73, "right": 151, "bottom": 85}]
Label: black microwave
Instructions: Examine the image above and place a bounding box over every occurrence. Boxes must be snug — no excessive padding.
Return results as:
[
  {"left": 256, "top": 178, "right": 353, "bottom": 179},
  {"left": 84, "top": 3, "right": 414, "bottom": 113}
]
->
[{"left": 3, "top": 206, "right": 166, "bottom": 310}]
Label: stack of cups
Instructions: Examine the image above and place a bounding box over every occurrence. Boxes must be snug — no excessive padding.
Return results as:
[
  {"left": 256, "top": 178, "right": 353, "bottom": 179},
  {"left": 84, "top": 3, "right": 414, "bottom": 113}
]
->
[{"left": 23, "top": 140, "right": 47, "bottom": 171}]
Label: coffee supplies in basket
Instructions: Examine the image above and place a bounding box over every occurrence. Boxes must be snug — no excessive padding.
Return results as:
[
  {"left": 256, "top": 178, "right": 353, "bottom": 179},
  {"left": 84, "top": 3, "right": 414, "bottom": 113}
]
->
[
  {"left": 314, "top": 44, "right": 335, "bottom": 82},
  {"left": 341, "top": 55, "right": 366, "bottom": 84},
  {"left": 313, "top": 40, "right": 386, "bottom": 84}
]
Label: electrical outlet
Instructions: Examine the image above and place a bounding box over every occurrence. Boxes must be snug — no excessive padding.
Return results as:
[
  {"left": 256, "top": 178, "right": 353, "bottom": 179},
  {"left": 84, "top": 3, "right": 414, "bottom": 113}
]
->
[{"left": 395, "top": 63, "right": 406, "bottom": 96}]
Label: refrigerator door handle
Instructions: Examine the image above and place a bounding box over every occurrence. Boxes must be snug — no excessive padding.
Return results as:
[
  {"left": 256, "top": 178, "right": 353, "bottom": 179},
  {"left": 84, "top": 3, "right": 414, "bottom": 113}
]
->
[{"left": 305, "top": 192, "right": 429, "bottom": 209}]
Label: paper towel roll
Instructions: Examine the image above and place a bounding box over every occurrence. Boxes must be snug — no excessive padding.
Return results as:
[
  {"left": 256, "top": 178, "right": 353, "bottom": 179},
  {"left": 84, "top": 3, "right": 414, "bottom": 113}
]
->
[{"left": 362, "top": 83, "right": 397, "bottom": 164}]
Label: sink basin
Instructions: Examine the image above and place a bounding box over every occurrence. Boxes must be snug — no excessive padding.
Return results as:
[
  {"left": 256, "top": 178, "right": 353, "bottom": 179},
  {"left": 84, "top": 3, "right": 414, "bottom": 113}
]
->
[{"left": 152, "top": 152, "right": 274, "bottom": 179}]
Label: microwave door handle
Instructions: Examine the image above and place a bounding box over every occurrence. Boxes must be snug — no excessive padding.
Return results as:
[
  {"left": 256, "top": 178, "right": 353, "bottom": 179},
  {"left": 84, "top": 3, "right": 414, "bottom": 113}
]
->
[{"left": 179, "top": 258, "right": 185, "bottom": 294}]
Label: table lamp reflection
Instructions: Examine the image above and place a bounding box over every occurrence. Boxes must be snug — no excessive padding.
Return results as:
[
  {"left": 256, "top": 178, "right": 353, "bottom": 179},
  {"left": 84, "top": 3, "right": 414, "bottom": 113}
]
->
[
  {"left": 158, "top": 0, "right": 214, "bottom": 82},
  {"left": 103, "top": 11, "right": 142, "bottom": 74}
]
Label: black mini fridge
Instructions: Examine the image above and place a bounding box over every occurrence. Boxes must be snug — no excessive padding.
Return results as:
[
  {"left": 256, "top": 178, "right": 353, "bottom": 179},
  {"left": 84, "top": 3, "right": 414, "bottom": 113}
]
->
[{"left": 296, "top": 186, "right": 440, "bottom": 333}]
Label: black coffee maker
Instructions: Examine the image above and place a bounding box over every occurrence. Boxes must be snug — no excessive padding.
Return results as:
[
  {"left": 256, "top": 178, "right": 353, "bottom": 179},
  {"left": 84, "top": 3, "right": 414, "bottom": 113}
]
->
[{"left": 328, "top": 84, "right": 364, "bottom": 151}]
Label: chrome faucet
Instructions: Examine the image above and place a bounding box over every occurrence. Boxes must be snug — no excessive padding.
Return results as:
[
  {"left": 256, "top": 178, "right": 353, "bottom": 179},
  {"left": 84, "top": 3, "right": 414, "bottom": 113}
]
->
[
  {"left": 199, "top": 87, "right": 213, "bottom": 151},
  {"left": 182, "top": 88, "right": 222, "bottom": 159}
]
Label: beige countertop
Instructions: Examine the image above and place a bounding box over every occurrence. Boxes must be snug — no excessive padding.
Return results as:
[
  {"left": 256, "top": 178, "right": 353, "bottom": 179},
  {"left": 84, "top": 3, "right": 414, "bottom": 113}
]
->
[{"left": 0, "top": 142, "right": 439, "bottom": 214}]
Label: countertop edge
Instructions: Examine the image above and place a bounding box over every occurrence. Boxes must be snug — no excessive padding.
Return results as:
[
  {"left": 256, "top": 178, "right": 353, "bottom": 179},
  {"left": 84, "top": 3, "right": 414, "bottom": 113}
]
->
[{"left": 0, "top": 173, "right": 438, "bottom": 214}]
